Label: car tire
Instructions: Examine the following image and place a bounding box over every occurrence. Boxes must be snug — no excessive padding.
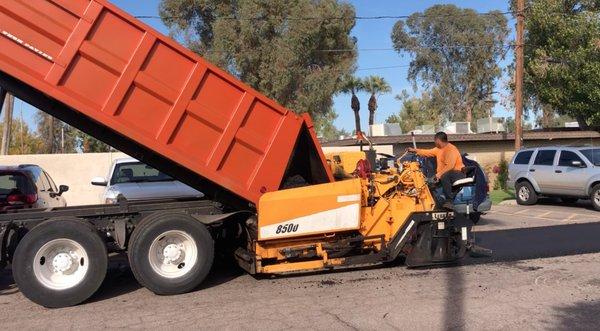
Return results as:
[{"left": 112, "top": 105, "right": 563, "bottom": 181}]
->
[
  {"left": 591, "top": 185, "right": 600, "bottom": 211},
  {"left": 516, "top": 181, "right": 538, "bottom": 205},
  {"left": 12, "top": 218, "right": 108, "bottom": 308},
  {"left": 128, "top": 212, "right": 214, "bottom": 295}
]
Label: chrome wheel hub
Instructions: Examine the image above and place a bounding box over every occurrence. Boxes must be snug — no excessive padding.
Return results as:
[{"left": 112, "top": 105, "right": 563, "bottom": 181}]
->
[
  {"left": 519, "top": 186, "right": 530, "bottom": 201},
  {"left": 33, "top": 239, "right": 89, "bottom": 290},
  {"left": 149, "top": 230, "right": 197, "bottom": 279},
  {"left": 52, "top": 252, "right": 74, "bottom": 273},
  {"left": 163, "top": 243, "right": 183, "bottom": 264}
]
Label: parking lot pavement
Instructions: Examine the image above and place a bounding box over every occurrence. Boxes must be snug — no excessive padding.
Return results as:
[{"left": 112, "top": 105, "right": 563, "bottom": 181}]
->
[
  {"left": 477, "top": 199, "right": 600, "bottom": 231},
  {"left": 1, "top": 201, "right": 600, "bottom": 330}
]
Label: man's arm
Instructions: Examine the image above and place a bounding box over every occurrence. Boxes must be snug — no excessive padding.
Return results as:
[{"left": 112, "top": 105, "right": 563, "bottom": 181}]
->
[{"left": 414, "top": 147, "right": 438, "bottom": 158}]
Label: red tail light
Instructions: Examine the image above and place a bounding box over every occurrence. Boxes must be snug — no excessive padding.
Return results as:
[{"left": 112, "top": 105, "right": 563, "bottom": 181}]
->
[{"left": 7, "top": 193, "right": 38, "bottom": 205}]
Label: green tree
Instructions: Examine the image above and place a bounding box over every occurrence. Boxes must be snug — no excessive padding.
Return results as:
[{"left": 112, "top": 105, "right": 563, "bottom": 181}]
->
[
  {"left": 160, "top": 0, "right": 357, "bottom": 128},
  {"left": 514, "top": 0, "right": 600, "bottom": 128},
  {"left": 339, "top": 75, "right": 364, "bottom": 134},
  {"left": 391, "top": 4, "right": 508, "bottom": 124},
  {"left": 35, "top": 112, "right": 77, "bottom": 153},
  {"left": 0, "top": 118, "right": 44, "bottom": 154},
  {"left": 386, "top": 91, "right": 442, "bottom": 132},
  {"left": 362, "top": 75, "right": 391, "bottom": 127}
]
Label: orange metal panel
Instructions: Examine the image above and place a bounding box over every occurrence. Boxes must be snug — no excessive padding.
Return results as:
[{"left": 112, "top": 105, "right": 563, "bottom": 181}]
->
[{"left": 0, "top": 0, "right": 333, "bottom": 205}]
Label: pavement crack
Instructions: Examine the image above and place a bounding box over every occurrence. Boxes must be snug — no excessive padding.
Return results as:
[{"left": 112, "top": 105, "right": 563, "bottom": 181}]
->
[{"left": 325, "top": 311, "right": 357, "bottom": 330}]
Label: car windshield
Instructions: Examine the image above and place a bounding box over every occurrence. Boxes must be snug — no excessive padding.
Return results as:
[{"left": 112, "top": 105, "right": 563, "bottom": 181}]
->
[
  {"left": 110, "top": 162, "right": 174, "bottom": 185},
  {"left": 581, "top": 148, "right": 600, "bottom": 166},
  {"left": 0, "top": 172, "right": 35, "bottom": 198}
]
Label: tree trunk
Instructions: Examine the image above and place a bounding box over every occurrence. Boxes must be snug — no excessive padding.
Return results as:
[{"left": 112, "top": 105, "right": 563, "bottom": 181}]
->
[
  {"left": 368, "top": 94, "right": 377, "bottom": 126},
  {"left": 1, "top": 93, "right": 13, "bottom": 155},
  {"left": 47, "top": 115, "right": 55, "bottom": 153},
  {"left": 351, "top": 93, "right": 361, "bottom": 135},
  {"left": 465, "top": 104, "right": 472, "bottom": 124},
  {"left": 576, "top": 114, "right": 588, "bottom": 129}
]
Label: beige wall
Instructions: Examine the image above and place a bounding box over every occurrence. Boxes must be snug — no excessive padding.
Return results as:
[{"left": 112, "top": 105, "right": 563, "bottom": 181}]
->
[
  {"left": 1, "top": 137, "right": 596, "bottom": 205},
  {"left": 0, "top": 152, "right": 128, "bottom": 206}
]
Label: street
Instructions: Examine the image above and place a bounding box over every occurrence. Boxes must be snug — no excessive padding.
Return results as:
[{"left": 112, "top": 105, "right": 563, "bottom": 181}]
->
[{"left": 2, "top": 200, "right": 600, "bottom": 330}]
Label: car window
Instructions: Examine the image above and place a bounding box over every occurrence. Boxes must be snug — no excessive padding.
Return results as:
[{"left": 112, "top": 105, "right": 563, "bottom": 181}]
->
[
  {"left": 533, "top": 150, "right": 556, "bottom": 166},
  {"left": 558, "top": 151, "right": 585, "bottom": 167},
  {"left": 43, "top": 171, "right": 58, "bottom": 191},
  {"left": 514, "top": 150, "right": 534, "bottom": 165},
  {"left": 110, "top": 162, "right": 174, "bottom": 185},
  {"left": 581, "top": 148, "right": 600, "bottom": 166},
  {"left": 0, "top": 172, "right": 35, "bottom": 197},
  {"left": 26, "top": 167, "right": 45, "bottom": 190},
  {"left": 39, "top": 171, "right": 52, "bottom": 191}
]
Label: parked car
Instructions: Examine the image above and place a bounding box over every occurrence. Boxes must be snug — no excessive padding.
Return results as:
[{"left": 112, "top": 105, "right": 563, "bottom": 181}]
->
[
  {"left": 0, "top": 164, "right": 68, "bottom": 212},
  {"left": 508, "top": 146, "right": 600, "bottom": 210},
  {"left": 91, "top": 158, "right": 203, "bottom": 204}
]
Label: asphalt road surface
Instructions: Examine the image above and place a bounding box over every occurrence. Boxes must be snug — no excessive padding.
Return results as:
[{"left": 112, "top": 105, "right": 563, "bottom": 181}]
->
[{"left": 2, "top": 199, "right": 600, "bottom": 330}]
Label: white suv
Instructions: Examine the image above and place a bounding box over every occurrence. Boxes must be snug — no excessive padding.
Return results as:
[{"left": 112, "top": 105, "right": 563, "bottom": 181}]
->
[
  {"left": 91, "top": 158, "right": 203, "bottom": 204},
  {"left": 508, "top": 146, "right": 600, "bottom": 210}
]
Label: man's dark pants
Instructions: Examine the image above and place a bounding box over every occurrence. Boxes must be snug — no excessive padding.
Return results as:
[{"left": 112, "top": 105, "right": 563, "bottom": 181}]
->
[{"left": 440, "top": 170, "right": 465, "bottom": 203}]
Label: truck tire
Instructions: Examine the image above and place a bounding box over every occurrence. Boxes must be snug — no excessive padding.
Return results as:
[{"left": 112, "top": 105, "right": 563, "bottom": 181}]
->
[
  {"left": 591, "top": 185, "right": 600, "bottom": 211},
  {"left": 516, "top": 181, "right": 538, "bottom": 205},
  {"left": 12, "top": 218, "right": 107, "bottom": 308},
  {"left": 128, "top": 212, "right": 214, "bottom": 295}
]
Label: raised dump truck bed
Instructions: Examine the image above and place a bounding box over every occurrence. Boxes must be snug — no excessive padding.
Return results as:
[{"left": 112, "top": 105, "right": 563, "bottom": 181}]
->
[{"left": 0, "top": 0, "right": 332, "bottom": 207}]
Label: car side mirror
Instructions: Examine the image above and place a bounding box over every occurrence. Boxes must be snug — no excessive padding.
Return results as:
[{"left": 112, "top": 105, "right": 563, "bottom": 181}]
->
[
  {"left": 571, "top": 160, "right": 584, "bottom": 168},
  {"left": 58, "top": 185, "right": 69, "bottom": 196},
  {"left": 91, "top": 177, "right": 108, "bottom": 186}
]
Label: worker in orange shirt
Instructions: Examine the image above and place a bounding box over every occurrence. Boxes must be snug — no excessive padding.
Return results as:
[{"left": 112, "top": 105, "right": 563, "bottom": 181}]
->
[{"left": 407, "top": 132, "right": 465, "bottom": 210}]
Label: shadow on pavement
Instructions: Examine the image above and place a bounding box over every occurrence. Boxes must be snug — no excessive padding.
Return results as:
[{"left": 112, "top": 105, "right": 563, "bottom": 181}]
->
[
  {"left": 87, "top": 254, "right": 244, "bottom": 304},
  {"left": 532, "top": 198, "right": 594, "bottom": 211},
  {"left": 0, "top": 268, "right": 17, "bottom": 296},
  {"left": 550, "top": 300, "right": 600, "bottom": 330},
  {"left": 468, "top": 221, "right": 600, "bottom": 265}
]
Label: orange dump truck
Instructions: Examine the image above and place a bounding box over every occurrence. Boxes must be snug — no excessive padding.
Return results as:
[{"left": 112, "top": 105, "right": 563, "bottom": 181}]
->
[{"left": 0, "top": 0, "right": 471, "bottom": 308}]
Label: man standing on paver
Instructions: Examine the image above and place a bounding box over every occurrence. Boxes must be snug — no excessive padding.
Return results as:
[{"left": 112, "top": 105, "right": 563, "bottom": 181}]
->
[{"left": 408, "top": 131, "right": 465, "bottom": 210}]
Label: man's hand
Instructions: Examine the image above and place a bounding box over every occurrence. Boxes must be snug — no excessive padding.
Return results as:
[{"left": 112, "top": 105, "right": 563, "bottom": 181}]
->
[{"left": 406, "top": 147, "right": 417, "bottom": 153}]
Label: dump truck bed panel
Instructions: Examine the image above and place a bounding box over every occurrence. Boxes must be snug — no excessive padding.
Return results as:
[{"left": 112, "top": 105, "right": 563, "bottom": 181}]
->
[{"left": 0, "top": 0, "right": 332, "bottom": 204}]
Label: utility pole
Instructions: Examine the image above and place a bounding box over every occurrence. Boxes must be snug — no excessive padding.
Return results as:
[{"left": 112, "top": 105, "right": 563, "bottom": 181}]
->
[
  {"left": 514, "top": 0, "right": 525, "bottom": 150},
  {"left": 1, "top": 91, "right": 14, "bottom": 155}
]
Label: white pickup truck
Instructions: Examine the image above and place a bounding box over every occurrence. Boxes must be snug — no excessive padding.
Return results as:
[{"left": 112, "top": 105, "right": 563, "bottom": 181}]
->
[{"left": 91, "top": 158, "right": 203, "bottom": 204}]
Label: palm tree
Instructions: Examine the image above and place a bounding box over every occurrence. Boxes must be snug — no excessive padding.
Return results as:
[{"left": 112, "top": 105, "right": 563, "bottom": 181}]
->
[
  {"left": 340, "top": 76, "right": 364, "bottom": 135},
  {"left": 363, "top": 75, "right": 391, "bottom": 127}
]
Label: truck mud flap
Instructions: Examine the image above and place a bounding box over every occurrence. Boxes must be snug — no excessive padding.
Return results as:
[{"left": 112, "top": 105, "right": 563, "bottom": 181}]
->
[{"left": 387, "top": 211, "right": 467, "bottom": 267}]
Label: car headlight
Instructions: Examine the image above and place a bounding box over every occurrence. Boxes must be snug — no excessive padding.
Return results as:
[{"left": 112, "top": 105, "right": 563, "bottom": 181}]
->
[{"left": 105, "top": 197, "right": 118, "bottom": 204}]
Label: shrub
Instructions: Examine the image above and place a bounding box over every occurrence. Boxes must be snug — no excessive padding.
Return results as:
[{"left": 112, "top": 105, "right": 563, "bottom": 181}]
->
[{"left": 493, "top": 159, "right": 509, "bottom": 190}]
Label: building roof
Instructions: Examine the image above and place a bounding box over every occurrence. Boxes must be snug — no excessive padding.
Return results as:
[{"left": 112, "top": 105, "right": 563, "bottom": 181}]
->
[{"left": 321, "top": 129, "right": 600, "bottom": 147}]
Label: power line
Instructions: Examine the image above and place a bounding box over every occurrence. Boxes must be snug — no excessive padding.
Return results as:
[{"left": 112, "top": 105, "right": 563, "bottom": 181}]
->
[
  {"left": 135, "top": 10, "right": 515, "bottom": 21},
  {"left": 357, "top": 64, "right": 411, "bottom": 71}
]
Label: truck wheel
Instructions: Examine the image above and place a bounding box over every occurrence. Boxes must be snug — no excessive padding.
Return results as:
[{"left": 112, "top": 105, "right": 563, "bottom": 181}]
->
[
  {"left": 128, "top": 212, "right": 214, "bottom": 295},
  {"left": 516, "top": 181, "right": 538, "bottom": 205},
  {"left": 591, "top": 185, "right": 600, "bottom": 211},
  {"left": 12, "top": 219, "right": 107, "bottom": 308}
]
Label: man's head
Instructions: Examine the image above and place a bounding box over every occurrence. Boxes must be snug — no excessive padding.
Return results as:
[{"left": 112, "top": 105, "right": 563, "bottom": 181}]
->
[{"left": 434, "top": 131, "right": 448, "bottom": 149}]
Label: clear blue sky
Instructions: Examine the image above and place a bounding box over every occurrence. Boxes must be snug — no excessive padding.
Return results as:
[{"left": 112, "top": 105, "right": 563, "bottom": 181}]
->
[{"left": 17, "top": 0, "right": 516, "bottom": 133}]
